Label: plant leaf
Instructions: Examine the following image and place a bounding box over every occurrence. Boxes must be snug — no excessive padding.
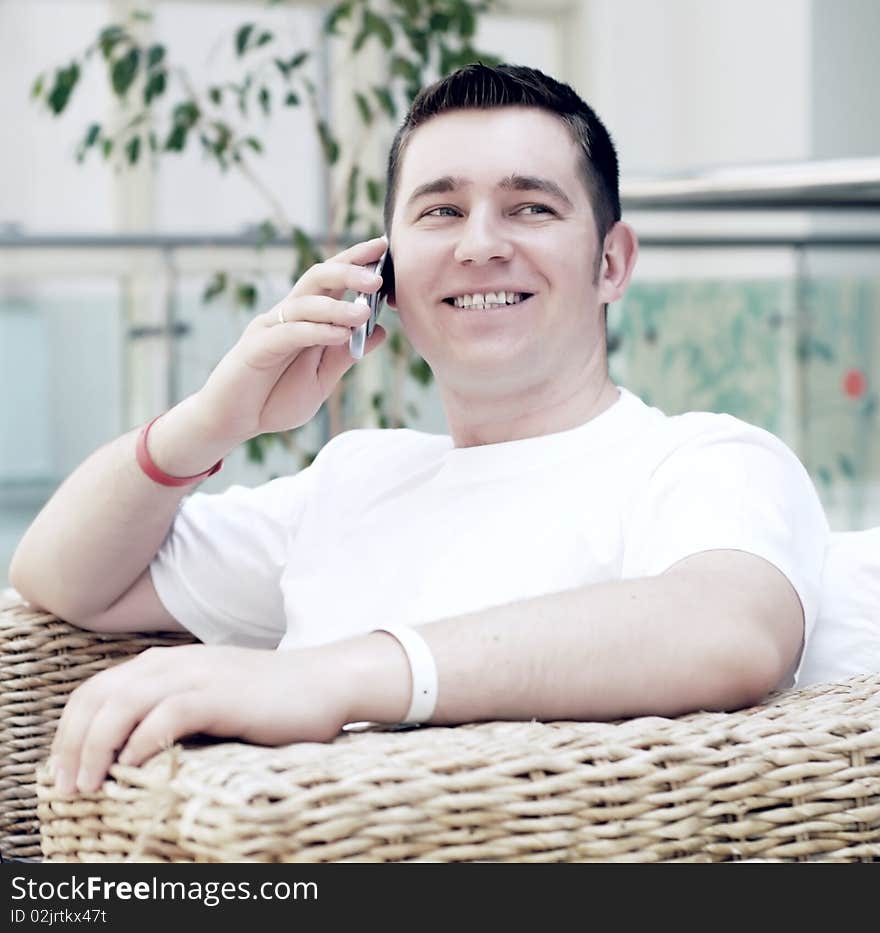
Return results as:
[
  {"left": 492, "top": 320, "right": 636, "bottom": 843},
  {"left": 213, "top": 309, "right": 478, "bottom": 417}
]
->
[
  {"left": 235, "top": 23, "right": 255, "bottom": 57},
  {"left": 354, "top": 91, "right": 372, "bottom": 124},
  {"left": 408, "top": 356, "right": 433, "bottom": 386},
  {"left": 365, "top": 176, "right": 383, "bottom": 207},
  {"left": 47, "top": 62, "right": 80, "bottom": 114},
  {"left": 146, "top": 44, "right": 165, "bottom": 69},
  {"left": 364, "top": 10, "right": 394, "bottom": 49},
  {"left": 125, "top": 135, "right": 141, "bottom": 165},
  {"left": 316, "top": 121, "right": 339, "bottom": 164},
  {"left": 391, "top": 55, "right": 419, "bottom": 83},
  {"left": 244, "top": 436, "right": 266, "bottom": 464},
  {"left": 172, "top": 100, "right": 200, "bottom": 127},
  {"left": 235, "top": 282, "right": 258, "bottom": 309},
  {"left": 143, "top": 69, "right": 166, "bottom": 105},
  {"left": 345, "top": 164, "right": 360, "bottom": 228},
  {"left": 292, "top": 226, "right": 323, "bottom": 280},
  {"left": 372, "top": 85, "right": 395, "bottom": 117},
  {"left": 111, "top": 47, "right": 140, "bottom": 97},
  {"left": 392, "top": 0, "right": 420, "bottom": 18},
  {"left": 164, "top": 123, "right": 188, "bottom": 151},
  {"left": 403, "top": 25, "right": 429, "bottom": 62},
  {"left": 256, "top": 220, "right": 277, "bottom": 248},
  {"left": 457, "top": 4, "right": 476, "bottom": 38},
  {"left": 325, "top": 1, "right": 354, "bottom": 36},
  {"left": 838, "top": 453, "right": 855, "bottom": 478},
  {"left": 203, "top": 271, "right": 228, "bottom": 302},
  {"left": 98, "top": 25, "right": 126, "bottom": 60}
]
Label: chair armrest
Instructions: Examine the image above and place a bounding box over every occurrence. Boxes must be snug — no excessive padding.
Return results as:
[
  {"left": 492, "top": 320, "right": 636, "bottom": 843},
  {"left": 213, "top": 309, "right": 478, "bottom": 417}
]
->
[
  {"left": 0, "top": 590, "right": 197, "bottom": 861},
  {"left": 33, "top": 665, "right": 880, "bottom": 861}
]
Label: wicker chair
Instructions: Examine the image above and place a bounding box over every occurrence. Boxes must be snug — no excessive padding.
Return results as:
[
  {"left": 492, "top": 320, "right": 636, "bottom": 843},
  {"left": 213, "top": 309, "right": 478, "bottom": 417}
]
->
[{"left": 2, "top": 590, "right": 879, "bottom": 863}]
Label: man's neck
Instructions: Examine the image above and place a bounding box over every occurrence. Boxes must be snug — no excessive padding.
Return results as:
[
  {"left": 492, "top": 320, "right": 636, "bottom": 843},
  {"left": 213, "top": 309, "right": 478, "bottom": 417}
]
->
[{"left": 441, "top": 377, "right": 621, "bottom": 448}]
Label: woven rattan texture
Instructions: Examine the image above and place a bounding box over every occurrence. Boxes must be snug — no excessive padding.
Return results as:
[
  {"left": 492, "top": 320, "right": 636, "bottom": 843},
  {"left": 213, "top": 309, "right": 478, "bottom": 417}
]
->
[
  {"left": 3, "top": 595, "right": 879, "bottom": 862},
  {"left": 0, "top": 595, "right": 197, "bottom": 859}
]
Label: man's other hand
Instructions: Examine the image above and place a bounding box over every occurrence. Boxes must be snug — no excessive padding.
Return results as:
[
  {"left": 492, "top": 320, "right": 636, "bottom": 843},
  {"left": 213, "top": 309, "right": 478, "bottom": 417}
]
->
[{"left": 47, "top": 643, "right": 351, "bottom": 796}]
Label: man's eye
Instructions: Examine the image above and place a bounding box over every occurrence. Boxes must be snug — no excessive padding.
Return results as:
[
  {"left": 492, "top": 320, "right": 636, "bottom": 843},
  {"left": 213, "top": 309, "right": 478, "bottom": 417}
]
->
[
  {"left": 517, "top": 204, "right": 555, "bottom": 215},
  {"left": 424, "top": 206, "right": 460, "bottom": 217}
]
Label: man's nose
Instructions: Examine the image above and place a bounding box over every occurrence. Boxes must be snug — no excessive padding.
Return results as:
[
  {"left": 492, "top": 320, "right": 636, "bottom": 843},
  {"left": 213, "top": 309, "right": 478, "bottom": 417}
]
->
[{"left": 452, "top": 209, "right": 513, "bottom": 265}]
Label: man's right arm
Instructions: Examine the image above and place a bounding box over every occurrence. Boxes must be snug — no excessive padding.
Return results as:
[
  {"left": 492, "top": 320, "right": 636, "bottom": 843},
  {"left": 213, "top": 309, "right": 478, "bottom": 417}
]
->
[
  {"left": 9, "top": 235, "right": 389, "bottom": 633},
  {"left": 8, "top": 392, "right": 233, "bottom": 632}
]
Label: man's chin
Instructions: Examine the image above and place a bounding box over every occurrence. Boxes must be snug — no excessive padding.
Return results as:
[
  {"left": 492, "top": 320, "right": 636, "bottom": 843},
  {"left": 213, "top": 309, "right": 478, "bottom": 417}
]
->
[{"left": 435, "top": 355, "right": 538, "bottom": 398}]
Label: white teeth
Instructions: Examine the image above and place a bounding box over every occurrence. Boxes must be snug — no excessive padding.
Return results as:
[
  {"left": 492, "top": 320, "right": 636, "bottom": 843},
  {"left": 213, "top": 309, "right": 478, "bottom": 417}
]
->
[{"left": 452, "top": 292, "right": 525, "bottom": 309}]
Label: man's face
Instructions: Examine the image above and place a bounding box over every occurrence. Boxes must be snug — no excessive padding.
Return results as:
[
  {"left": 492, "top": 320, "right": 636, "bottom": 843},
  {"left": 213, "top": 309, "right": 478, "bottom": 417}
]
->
[{"left": 388, "top": 106, "right": 608, "bottom": 396}]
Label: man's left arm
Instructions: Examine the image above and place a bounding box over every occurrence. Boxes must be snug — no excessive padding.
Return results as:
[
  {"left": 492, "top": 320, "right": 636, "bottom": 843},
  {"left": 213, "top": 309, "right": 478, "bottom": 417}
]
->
[
  {"left": 48, "top": 550, "right": 804, "bottom": 795},
  {"left": 338, "top": 547, "right": 805, "bottom": 726}
]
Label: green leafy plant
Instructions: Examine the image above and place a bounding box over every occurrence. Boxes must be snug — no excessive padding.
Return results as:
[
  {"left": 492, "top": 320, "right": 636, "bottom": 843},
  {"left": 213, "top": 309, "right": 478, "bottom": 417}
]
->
[{"left": 33, "top": 0, "right": 501, "bottom": 467}]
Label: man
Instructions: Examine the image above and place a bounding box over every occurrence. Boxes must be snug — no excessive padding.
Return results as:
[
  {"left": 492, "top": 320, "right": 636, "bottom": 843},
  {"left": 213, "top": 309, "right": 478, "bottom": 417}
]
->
[{"left": 10, "top": 64, "right": 829, "bottom": 797}]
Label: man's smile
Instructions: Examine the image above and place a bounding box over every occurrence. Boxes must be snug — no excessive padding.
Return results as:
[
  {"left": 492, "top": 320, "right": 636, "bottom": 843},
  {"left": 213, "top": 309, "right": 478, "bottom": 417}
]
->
[{"left": 442, "top": 291, "right": 535, "bottom": 311}]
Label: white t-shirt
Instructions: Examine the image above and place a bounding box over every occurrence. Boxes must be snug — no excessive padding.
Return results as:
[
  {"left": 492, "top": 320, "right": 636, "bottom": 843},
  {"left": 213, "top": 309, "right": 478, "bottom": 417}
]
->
[{"left": 150, "top": 385, "right": 830, "bottom": 688}]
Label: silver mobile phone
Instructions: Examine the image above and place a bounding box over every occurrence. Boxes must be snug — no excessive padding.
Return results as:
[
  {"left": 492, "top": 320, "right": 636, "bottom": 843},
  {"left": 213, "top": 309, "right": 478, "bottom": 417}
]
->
[{"left": 349, "top": 246, "right": 391, "bottom": 360}]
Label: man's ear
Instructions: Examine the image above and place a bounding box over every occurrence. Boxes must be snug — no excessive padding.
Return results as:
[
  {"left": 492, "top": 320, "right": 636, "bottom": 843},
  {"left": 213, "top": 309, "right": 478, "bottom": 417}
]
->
[{"left": 597, "top": 221, "right": 639, "bottom": 305}]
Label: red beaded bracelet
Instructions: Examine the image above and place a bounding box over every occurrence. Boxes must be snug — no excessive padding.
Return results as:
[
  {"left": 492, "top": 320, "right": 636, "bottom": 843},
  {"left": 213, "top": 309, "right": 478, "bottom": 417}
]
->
[{"left": 136, "top": 414, "right": 223, "bottom": 487}]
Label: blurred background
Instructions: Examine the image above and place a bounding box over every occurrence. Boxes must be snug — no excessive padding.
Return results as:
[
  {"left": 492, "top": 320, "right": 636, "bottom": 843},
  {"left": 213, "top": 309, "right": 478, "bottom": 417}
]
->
[{"left": 2, "top": 0, "right": 879, "bottom": 589}]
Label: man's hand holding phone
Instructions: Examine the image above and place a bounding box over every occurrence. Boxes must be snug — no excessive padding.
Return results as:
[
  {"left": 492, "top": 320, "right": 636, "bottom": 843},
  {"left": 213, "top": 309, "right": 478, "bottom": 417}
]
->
[{"left": 192, "top": 235, "right": 388, "bottom": 450}]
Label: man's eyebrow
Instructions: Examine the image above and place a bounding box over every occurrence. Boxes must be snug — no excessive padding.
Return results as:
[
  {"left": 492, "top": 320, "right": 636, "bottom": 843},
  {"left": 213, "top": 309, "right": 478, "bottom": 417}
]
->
[
  {"left": 498, "top": 174, "right": 574, "bottom": 209},
  {"left": 406, "top": 174, "right": 574, "bottom": 209},
  {"left": 406, "top": 175, "right": 467, "bottom": 206}
]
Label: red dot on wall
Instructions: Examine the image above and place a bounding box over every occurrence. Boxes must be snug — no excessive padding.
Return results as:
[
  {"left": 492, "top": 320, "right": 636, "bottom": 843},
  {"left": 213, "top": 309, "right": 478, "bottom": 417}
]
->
[{"left": 843, "top": 369, "right": 867, "bottom": 398}]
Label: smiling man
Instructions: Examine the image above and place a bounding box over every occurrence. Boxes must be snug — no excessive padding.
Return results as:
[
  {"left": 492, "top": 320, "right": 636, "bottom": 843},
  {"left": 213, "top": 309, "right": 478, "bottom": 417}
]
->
[
  {"left": 10, "top": 64, "right": 830, "bottom": 797},
  {"left": 388, "top": 105, "right": 626, "bottom": 446}
]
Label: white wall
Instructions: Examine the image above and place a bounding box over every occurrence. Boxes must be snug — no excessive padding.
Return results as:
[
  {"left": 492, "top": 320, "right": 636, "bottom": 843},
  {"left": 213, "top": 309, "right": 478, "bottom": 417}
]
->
[
  {"left": 581, "top": 0, "right": 813, "bottom": 175},
  {"left": 575, "top": 0, "right": 880, "bottom": 175},
  {"left": 810, "top": 0, "right": 880, "bottom": 160}
]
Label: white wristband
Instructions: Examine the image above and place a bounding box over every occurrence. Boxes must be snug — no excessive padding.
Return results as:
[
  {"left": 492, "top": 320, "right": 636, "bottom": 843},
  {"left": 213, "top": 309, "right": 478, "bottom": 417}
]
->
[{"left": 373, "top": 625, "right": 438, "bottom": 725}]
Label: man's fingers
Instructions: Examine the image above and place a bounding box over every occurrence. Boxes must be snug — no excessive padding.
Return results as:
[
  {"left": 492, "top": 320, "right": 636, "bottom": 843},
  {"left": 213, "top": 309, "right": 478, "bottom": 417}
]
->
[
  {"left": 117, "top": 691, "right": 219, "bottom": 768},
  {"left": 291, "top": 243, "right": 387, "bottom": 300},
  {"left": 316, "top": 324, "right": 387, "bottom": 388},
  {"left": 73, "top": 690, "right": 161, "bottom": 793},
  {"left": 49, "top": 646, "right": 194, "bottom": 795},
  {"left": 50, "top": 669, "right": 126, "bottom": 795},
  {"left": 324, "top": 235, "right": 387, "bottom": 267},
  {"left": 266, "top": 294, "right": 371, "bottom": 333}
]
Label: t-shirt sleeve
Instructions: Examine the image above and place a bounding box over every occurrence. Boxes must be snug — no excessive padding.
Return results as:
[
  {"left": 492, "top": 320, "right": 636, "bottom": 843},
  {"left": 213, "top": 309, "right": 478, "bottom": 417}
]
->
[
  {"left": 149, "top": 467, "right": 316, "bottom": 649},
  {"left": 621, "top": 415, "right": 830, "bottom": 670}
]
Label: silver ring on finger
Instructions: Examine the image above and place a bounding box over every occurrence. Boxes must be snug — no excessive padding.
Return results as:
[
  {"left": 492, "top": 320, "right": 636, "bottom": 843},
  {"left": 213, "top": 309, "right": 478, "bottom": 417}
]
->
[{"left": 277, "top": 306, "right": 286, "bottom": 326}]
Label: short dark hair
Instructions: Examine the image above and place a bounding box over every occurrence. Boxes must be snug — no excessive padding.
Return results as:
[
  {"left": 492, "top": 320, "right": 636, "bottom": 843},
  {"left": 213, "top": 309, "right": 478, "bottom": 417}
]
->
[{"left": 383, "top": 62, "right": 621, "bottom": 287}]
